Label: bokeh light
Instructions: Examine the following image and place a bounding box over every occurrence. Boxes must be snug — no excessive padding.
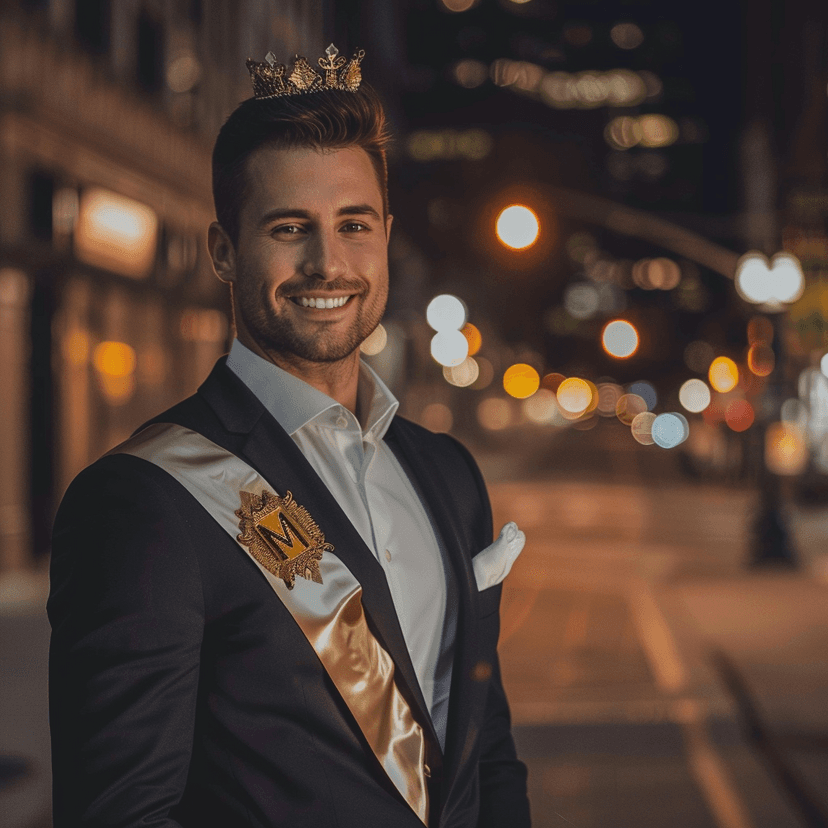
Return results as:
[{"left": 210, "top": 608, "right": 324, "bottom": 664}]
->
[
  {"left": 359, "top": 323, "right": 387, "bottom": 356},
  {"left": 461, "top": 322, "right": 482, "bottom": 355},
  {"left": 596, "top": 383, "right": 624, "bottom": 416},
  {"left": 541, "top": 372, "right": 566, "bottom": 393},
  {"left": 426, "top": 294, "right": 467, "bottom": 331},
  {"left": 564, "top": 282, "right": 600, "bottom": 320},
  {"left": 523, "top": 389, "right": 562, "bottom": 425},
  {"left": 420, "top": 402, "right": 453, "bottom": 432},
  {"left": 708, "top": 356, "right": 739, "bottom": 393},
  {"left": 631, "top": 411, "right": 656, "bottom": 445},
  {"left": 478, "top": 397, "right": 513, "bottom": 430},
  {"left": 747, "top": 343, "right": 774, "bottom": 377},
  {"left": 453, "top": 59, "right": 488, "bottom": 88},
  {"left": 440, "top": 0, "right": 478, "bottom": 11},
  {"left": 610, "top": 22, "right": 644, "bottom": 49},
  {"left": 678, "top": 379, "right": 711, "bottom": 413},
  {"left": 725, "top": 400, "right": 755, "bottom": 432},
  {"left": 503, "top": 363, "right": 540, "bottom": 399},
  {"left": 602, "top": 319, "right": 639, "bottom": 358},
  {"left": 637, "top": 115, "right": 679, "bottom": 148},
  {"left": 93, "top": 341, "right": 136, "bottom": 377},
  {"left": 471, "top": 356, "right": 494, "bottom": 389},
  {"left": 496, "top": 205, "right": 540, "bottom": 250},
  {"left": 628, "top": 380, "right": 657, "bottom": 410},
  {"left": 616, "top": 393, "right": 648, "bottom": 425},
  {"left": 651, "top": 413, "right": 688, "bottom": 449},
  {"left": 430, "top": 330, "right": 469, "bottom": 366},
  {"left": 443, "top": 357, "right": 480, "bottom": 387},
  {"left": 557, "top": 377, "right": 593, "bottom": 413},
  {"left": 735, "top": 252, "right": 804, "bottom": 306},
  {"left": 765, "top": 422, "right": 808, "bottom": 475}
]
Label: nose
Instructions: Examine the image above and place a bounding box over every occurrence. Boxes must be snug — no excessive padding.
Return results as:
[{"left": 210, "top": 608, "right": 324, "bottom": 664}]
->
[{"left": 301, "top": 228, "right": 347, "bottom": 281}]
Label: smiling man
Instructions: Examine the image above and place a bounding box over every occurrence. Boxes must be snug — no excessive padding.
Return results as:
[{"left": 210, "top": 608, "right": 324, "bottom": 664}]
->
[{"left": 48, "top": 46, "right": 530, "bottom": 828}]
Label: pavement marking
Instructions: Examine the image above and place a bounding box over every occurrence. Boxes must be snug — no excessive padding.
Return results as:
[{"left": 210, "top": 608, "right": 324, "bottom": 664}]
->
[
  {"left": 629, "top": 581, "right": 687, "bottom": 693},
  {"left": 630, "top": 582, "right": 755, "bottom": 828},
  {"left": 675, "top": 699, "right": 755, "bottom": 828}
]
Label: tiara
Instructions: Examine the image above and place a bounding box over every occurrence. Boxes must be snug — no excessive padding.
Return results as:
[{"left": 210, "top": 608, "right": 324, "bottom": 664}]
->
[{"left": 246, "top": 43, "right": 366, "bottom": 99}]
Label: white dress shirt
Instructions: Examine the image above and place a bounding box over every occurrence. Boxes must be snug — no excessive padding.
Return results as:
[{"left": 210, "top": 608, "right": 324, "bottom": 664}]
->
[{"left": 226, "top": 339, "right": 456, "bottom": 748}]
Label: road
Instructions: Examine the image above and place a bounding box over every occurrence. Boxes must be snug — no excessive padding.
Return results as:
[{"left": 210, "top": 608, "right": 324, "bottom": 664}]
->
[{"left": 481, "top": 419, "right": 824, "bottom": 828}]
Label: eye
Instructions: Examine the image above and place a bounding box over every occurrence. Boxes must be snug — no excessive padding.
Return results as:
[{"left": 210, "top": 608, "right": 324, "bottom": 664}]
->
[
  {"left": 342, "top": 221, "right": 369, "bottom": 233},
  {"left": 272, "top": 224, "right": 305, "bottom": 237}
]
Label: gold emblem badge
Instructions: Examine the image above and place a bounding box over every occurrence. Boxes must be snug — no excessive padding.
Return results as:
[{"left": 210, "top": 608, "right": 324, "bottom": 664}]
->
[{"left": 236, "top": 489, "right": 332, "bottom": 589}]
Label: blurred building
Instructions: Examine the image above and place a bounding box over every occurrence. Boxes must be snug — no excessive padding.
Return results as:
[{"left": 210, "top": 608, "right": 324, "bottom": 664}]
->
[{"left": 0, "top": 0, "right": 328, "bottom": 573}]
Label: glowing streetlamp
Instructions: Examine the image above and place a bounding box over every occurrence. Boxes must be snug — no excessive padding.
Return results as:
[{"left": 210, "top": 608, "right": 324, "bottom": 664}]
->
[
  {"left": 495, "top": 205, "right": 540, "bottom": 250},
  {"left": 736, "top": 250, "right": 804, "bottom": 568}
]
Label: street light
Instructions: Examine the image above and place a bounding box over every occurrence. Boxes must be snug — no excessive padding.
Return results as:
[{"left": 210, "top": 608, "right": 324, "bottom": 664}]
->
[{"left": 736, "top": 250, "right": 805, "bottom": 568}]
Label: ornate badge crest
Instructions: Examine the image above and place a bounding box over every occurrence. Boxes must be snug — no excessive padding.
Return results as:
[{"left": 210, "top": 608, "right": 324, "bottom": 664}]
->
[{"left": 236, "top": 489, "right": 332, "bottom": 589}]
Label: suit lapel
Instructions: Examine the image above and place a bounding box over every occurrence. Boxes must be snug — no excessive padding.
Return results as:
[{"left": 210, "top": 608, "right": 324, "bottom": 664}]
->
[
  {"left": 194, "top": 362, "right": 441, "bottom": 752},
  {"left": 385, "top": 420, "right": 481, "bottom": 786}
]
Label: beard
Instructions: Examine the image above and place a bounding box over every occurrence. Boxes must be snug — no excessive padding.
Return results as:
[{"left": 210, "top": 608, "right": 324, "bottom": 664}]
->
[{"left": 234, "top": 276, "right": 388, "bottom": 364}]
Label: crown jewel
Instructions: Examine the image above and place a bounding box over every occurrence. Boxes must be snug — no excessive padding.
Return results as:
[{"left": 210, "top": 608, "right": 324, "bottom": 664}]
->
[{"left": 246, "top": 43, "right": 365, "bottom": 99}]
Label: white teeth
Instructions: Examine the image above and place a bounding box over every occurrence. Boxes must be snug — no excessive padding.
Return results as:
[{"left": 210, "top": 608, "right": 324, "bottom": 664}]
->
[{"left": 296, "top": 295, "right": 350, "bottom": 308}]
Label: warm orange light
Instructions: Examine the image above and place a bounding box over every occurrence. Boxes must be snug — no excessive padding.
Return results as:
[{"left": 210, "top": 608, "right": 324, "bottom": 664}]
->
[
  {"left": 725, "top": 400, "right": 755, "bottom": 432},
  {"left": 557, "top": 377, "right": 592, "bottom": 413},
  {"left": 496, "top": 205, "right": 540, "bottom": 250},
  {"left": 708, "top": 356, "right": 739, "bottom": 393},
  {"left": 541, "top": 372, "right": 566, "bottom": 393},
  {"left": 747, "top": 343, "right": 774, "bottom": 377},
  {"left": 93, "top": 341, "right": 136, "bottom": 377},
  {"left": 503, "top": 363, "right": 540, "bottom": 399},
  {"left": 765, "top": 422, "right": 808, "bottom": 475},
  {"left": 601, "top": 319, "right": 639, "bottom": 358},
  {"left": 461, "top": 322, "right": 482, "bottom": 356},
  {"left": 74, "top": 188, "right": 158, "bottom": 279}
]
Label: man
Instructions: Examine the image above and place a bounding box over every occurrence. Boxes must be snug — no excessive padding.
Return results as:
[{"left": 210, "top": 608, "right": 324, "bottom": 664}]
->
[{"left": 48, "top": 45, "right": 530, "bottom": 828}]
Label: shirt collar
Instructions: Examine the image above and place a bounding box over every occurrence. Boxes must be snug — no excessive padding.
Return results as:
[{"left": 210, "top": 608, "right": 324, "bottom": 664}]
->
[{"left": 226, "top": 338, "right": 398, "bottom": 440}]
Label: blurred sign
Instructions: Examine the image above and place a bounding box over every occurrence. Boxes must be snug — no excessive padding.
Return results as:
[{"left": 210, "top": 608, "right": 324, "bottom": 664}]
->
[{"left": 74, "top": 188, "right": 158, "bottom": 279}]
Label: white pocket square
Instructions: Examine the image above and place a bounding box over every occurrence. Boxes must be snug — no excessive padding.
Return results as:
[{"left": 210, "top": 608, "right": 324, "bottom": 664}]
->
[{"left": 473, "top": 522, "right": 526, "bottom": 591}]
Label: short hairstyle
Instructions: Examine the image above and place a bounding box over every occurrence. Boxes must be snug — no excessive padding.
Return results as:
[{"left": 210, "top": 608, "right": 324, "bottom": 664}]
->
[{"left": 212, "top": 84, "right": 391, "bottom": 245}]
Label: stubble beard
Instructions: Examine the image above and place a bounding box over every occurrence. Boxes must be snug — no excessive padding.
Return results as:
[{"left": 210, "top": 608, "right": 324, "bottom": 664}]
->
[{"left": 235, "top": 278, "right": 388, "bottom": 365}]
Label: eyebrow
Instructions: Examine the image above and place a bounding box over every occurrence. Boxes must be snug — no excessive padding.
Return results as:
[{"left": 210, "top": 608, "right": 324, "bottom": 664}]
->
[{"left": 259, "top": 204, "right": 382, "bottom": 226}]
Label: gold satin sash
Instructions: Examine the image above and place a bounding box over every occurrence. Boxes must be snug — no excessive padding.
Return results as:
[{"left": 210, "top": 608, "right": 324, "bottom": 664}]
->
[{"left": 112, "top": 423, "right": 429, "bottom": 824}]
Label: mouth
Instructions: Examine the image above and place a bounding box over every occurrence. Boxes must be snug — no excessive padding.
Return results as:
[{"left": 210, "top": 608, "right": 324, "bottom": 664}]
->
[{"left": 289, "top": 294, "right": 355, "bottom": 309}]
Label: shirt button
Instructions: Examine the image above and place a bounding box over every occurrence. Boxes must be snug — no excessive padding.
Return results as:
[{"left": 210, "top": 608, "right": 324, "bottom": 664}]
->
[
  {"left": 384, "top": 549, "right": 392, "bottom": 562},
  {"left": 336, "top": 413, "right": 348, "bottom": 428}
]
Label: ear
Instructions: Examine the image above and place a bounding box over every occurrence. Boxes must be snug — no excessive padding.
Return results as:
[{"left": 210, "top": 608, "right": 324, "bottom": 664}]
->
[
  {"left": 384, "top": 213, "right": 394, "bottom": 241},
  {"left": 208, "top": 222, "right": 236, "bottom": 283}
]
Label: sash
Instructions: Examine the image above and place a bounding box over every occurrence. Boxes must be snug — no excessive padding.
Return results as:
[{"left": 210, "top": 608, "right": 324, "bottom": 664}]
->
[{"left": 111, "top": 422, "right": 429, "bottom": 824}]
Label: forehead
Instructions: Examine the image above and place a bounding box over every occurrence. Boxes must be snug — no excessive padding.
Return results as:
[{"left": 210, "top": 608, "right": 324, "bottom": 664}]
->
[{"left": 242, "top": 145, "right": 383, "bottom": 214}]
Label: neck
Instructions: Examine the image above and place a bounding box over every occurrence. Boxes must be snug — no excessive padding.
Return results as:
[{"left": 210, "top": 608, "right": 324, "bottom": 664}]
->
[{"left": 237, "top": 332, "right": 360, "bottom": 414}]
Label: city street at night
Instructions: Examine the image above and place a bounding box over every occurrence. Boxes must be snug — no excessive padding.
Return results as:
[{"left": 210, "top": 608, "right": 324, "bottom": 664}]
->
[{"left": 2, "top": 1, "right": 828, "bottom": 826}]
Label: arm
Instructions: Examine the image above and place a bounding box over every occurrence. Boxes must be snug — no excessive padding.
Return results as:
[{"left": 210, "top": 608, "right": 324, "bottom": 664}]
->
[
  {"left": 48, "top": 456, "right": 204, "bottom": 827},
  {"left": 443, "top": 436, "right": 531, "bottom": 827}
]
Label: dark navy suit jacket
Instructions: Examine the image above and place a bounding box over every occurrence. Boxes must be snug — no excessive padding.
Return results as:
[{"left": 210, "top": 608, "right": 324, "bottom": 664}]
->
[{"left": 48, "top": 359, "right": 530, "bottom": 827}]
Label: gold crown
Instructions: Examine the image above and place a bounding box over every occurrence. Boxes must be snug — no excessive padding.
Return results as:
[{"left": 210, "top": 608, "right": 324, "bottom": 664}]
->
[{"left": 246, "top": 43, "right": 365, "bottom": 99}]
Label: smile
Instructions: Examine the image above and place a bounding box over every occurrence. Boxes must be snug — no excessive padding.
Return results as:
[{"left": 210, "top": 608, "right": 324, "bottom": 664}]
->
[{"left": 290, "top": 295, "right": 353, "bottom": 309}]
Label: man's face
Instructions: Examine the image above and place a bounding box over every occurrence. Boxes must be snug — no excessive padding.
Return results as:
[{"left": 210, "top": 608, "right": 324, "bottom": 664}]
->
[{"left": 217, "top": 144, "right": 391, "bottom": 365}]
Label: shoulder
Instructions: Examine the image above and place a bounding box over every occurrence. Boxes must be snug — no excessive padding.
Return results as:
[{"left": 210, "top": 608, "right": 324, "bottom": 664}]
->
[{"left": 390, "top": 415, "right": 486, "bottom": 487}]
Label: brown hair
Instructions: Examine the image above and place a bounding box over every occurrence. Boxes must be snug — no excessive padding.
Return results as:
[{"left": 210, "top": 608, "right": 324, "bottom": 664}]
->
[{"left": 212, "top": 84, "right": 391, "bottom": 245}]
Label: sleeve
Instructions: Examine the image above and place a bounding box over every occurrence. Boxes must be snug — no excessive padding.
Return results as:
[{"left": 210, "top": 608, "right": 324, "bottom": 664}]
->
[
  {"left": 443, "top": 436, "right": 532, "bottom": 827},
  {"left": 47, "top": 455, "right": 205, "bottom": 827}
]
